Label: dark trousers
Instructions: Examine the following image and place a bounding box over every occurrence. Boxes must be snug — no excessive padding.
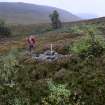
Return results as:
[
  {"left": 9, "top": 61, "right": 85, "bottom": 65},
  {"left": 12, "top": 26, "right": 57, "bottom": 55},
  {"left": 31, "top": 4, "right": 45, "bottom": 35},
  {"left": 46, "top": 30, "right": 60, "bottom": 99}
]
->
[{"left": 29, "top": 44, "right": 34, "bottom": 53}]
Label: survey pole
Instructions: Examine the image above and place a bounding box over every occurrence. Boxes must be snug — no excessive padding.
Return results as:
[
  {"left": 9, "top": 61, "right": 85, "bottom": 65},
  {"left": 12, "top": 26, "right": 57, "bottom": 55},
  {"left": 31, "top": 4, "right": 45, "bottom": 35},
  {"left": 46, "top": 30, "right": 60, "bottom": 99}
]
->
[{"left": 51, "top": 44, "right": 53, "bottom": 54}]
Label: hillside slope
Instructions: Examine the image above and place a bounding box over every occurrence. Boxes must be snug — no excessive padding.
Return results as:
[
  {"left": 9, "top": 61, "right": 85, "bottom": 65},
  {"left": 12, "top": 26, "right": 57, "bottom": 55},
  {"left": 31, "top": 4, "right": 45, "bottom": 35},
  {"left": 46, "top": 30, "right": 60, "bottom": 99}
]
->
[
  {"left": 0, "top": 2, "right": 80, "bottom": 25},
  {"left": 0, "top": 16, "right": 105, "bottom": 105}
]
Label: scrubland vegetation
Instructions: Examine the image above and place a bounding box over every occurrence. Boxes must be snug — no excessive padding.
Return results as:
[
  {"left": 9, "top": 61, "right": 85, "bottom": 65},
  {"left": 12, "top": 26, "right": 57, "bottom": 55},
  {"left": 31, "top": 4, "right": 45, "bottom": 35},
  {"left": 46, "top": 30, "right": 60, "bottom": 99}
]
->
[{"left": 0, "top": 17, "right": 105, "bottom": 105}]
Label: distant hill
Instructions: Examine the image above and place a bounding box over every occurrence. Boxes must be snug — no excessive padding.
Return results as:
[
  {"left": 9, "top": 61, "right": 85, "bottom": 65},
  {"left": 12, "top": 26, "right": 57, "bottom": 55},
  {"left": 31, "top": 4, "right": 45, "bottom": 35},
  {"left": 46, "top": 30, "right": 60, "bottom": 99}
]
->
[
  {"left": 66, "top": 16, "right": 105, "bottom": 26},
  {"left": 0, "top": 2, "right": 80, "bottom": 25},
  {"left": 77, "top": 13, "right": 98, "bottom": 19}
]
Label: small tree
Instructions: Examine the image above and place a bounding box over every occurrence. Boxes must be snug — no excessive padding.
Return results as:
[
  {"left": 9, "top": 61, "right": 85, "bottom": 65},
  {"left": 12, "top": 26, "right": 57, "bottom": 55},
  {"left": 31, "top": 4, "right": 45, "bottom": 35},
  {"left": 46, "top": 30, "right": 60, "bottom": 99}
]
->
[{"left": 49, "top": 10, "right": 62, "bottom": 29}]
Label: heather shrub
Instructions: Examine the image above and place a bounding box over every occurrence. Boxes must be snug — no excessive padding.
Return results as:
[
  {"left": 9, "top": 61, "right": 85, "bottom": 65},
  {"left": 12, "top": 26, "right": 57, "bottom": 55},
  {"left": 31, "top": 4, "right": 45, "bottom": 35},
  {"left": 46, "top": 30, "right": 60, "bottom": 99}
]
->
[{"left": 41, "top": 80, "right": 71, "bottom": 105}]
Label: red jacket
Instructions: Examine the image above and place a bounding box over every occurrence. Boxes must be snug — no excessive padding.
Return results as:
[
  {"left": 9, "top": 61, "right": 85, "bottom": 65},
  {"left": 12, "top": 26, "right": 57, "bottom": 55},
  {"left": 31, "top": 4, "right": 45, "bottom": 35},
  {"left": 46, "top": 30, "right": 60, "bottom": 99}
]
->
[{"left": 27, "top": 36, "right": 36, "bottom": 45}]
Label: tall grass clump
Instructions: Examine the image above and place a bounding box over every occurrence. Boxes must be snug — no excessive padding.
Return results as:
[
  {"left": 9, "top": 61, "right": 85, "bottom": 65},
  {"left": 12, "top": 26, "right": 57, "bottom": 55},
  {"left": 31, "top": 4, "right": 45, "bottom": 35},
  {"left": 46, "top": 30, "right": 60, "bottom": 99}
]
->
[{"left": 0, "top": 48, "right": 19, "bottom": 85}]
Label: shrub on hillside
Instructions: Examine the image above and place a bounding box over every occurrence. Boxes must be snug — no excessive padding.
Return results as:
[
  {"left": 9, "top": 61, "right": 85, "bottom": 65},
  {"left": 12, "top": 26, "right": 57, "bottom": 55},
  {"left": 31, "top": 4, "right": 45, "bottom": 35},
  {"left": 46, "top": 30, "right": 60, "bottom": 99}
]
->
[
  {"left": 0, "top": 20, "right": 11, "bottom": 36},
  {"left": 0, "top": 26, "right": 11, "bottom": 36},
  {"left": 71, "top": 35, "right": 105, "bottom": 58}
]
